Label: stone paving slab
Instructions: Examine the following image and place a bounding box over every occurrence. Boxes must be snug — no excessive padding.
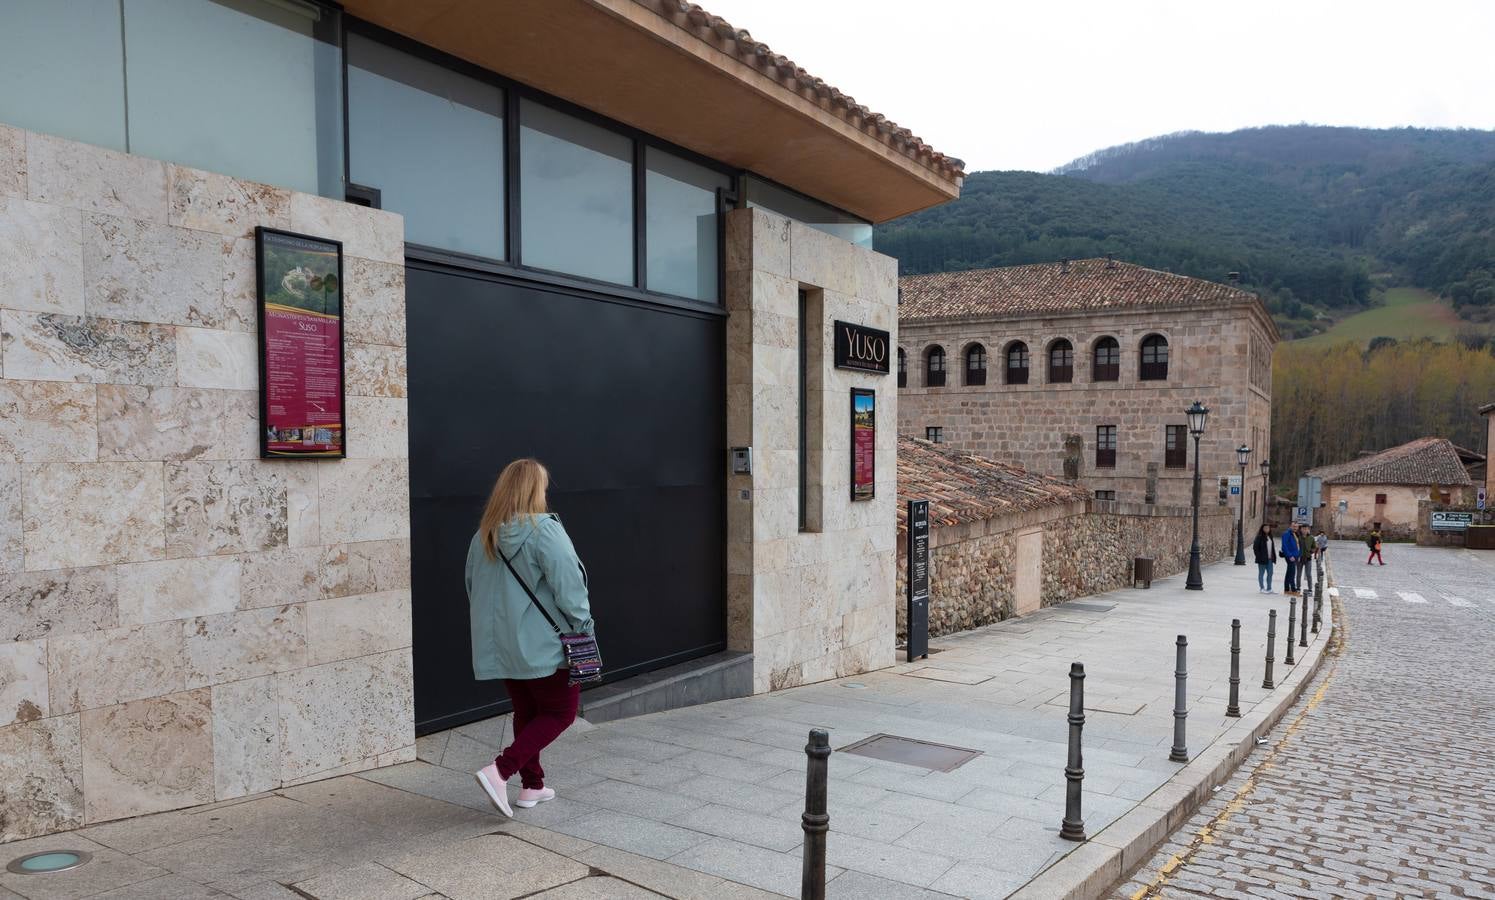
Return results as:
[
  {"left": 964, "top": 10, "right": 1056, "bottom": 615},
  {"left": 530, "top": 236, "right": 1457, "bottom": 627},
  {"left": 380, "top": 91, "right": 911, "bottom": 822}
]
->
[{"left": 0, "top": 557, "right": 1329, "bottom": 899}]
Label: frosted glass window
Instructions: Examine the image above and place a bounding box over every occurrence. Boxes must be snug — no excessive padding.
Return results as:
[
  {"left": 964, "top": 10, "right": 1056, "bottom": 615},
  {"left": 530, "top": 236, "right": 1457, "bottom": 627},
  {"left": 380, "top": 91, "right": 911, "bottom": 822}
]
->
[
  {"left": 646, "top": 149, "right": 728, "bottom": 302},
  {"left": 0, "top": 1, "right": 126, "bottom": 150},
  {"left": 348, "top": 34, "right": 503, "bottom": 258},
  {"left": 519, "top": 100, "right": 633, "bottom": 285},
  {"left": 123, "top": 0, "right": 342, "bottom": 197},
  {"left": 744, "top": 176, "right": 873, "bottom": 248}
]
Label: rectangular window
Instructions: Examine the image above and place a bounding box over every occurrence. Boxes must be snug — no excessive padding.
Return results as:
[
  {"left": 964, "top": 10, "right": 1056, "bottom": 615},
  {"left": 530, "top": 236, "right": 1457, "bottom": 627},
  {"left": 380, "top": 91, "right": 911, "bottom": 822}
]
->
[
  {"left": 1250, "top": 490, "right": 1257, "bottom": 513},
  {"left": 124, "top": 0, "right": 343, "bottom": 197},
  {"left": 1165, "top": 425, "right": 1187, "bottom": 469},
  {"left": 926, "top": 427, "right": 943, "bottom": 443},
  {"left": 346, "top": 33, "right": 504, "bottom": 259},
  {"left": 1375, "top": 493, "right": 1388, "bottom": 505},
  {"left": 897, "top": 351, "right": 907, "bottom": 388},
  {"left": 1096, "top": 425, "right": 1117, "bottom": 469},
  {"left": 1095, "top": 490, "right": 1117, "bottom": 501},
  {"left": 519, "top": 99, "right": 633, "bottom": 285},
  {"left": 0, "top": 1, "right": 127, "bottom": 151},
  {"left": 742, "top": 175, "right": 873, "bottom": 248},
  {"left": 646, "top": 148, "right": 729, "bottom": 302}
]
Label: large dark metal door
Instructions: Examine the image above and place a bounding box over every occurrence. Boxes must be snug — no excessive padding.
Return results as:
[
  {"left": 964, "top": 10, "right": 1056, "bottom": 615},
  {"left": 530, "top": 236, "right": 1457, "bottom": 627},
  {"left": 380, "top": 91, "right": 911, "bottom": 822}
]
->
[{"left": 407, "top": 262, "right": 725, "bottom": 733}]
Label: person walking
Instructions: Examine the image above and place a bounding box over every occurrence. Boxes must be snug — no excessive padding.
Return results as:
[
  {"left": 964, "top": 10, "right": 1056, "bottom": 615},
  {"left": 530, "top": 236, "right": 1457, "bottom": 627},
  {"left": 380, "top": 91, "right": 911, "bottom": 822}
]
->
[
  {"left": 467, "top": 459, "right": 593, "bottom": 818},
  {"left": 1281, "top": 522, "right": 1300, "bottom": 595},
  {"left": 1367, "top": 526, "right": 1384, "bottom": 566},
  {"left": 1253, "top": 523, "right": 1277, "bottom": 593}
]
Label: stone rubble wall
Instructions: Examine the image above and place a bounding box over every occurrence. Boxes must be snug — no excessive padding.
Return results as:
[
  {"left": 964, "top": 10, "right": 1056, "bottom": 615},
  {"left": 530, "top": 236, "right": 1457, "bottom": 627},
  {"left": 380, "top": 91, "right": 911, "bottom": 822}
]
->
[
  {"left": 897, "top": 501, "right": 1234, "bottom": 642},
  {"left": 0, "top": 126, "right": 413, "bottom": 842}
]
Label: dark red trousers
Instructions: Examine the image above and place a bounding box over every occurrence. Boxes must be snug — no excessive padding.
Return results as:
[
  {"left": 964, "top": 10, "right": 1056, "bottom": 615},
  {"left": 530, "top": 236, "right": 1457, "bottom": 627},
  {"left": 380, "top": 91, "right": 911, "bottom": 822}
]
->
[{"left": 495, "top": 668, "right": 579, "bottom": 789}]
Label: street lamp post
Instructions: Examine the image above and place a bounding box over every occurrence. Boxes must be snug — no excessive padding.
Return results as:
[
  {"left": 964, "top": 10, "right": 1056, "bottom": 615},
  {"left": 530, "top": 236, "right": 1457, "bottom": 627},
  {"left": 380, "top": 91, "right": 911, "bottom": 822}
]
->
[
  {"left": 1185, "top": 401, "right": 1210, "bottom": 591},
  {"left": 1233, "top": 444, "right": 1251, "bottom": 565},
  {"left": 1260, "top": 459, "right": 1270, "bottom": 521}
]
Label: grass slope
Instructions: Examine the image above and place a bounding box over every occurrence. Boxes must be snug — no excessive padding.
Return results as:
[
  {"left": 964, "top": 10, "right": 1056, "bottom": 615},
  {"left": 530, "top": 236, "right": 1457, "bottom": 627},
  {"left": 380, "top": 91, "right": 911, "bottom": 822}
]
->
[{"left": 1293, "top": 288, "right": 1465, "bottom": 347}]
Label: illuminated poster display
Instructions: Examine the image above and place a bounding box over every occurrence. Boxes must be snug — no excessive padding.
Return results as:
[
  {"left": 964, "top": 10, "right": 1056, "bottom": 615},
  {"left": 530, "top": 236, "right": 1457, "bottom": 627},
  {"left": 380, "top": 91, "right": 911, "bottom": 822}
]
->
[
  {"left": 256, "top": 227, "right": 346, "bottom": 458},
  {"left": 851, "top": 388, "right": 875, "bottom": 500}
]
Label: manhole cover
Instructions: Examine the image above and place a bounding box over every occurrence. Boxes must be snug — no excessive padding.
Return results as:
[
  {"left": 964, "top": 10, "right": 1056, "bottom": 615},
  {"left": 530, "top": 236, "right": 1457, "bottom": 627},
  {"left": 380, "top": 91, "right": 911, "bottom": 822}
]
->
[{"left": 838, "top": 733, "right": 981, "bottom": 772}]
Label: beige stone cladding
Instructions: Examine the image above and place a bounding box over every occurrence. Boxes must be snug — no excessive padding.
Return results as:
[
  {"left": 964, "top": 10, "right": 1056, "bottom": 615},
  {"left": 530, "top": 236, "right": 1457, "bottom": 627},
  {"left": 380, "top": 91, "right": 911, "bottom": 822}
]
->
[
  {"left": 895, "top": 501, "right": 1232, "bottom": 642},
  {"left": 898, "top": 301, "right": 1274, "bottom": 526},
  {"left": 0, "top": 126, "right": 413, "bottom": 841},
  {"left": 725, "top": 207, "right": 898, "bottom": 694}
]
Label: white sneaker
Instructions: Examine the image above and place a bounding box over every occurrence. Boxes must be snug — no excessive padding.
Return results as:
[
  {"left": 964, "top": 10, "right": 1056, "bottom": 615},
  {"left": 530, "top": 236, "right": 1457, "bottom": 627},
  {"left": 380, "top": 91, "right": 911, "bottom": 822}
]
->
[
  {"left": 515, "top": 787, "right": 556, "bottom": 809},
  {"left": 475, "top": 763, "right": 513, "bottom": 817}
]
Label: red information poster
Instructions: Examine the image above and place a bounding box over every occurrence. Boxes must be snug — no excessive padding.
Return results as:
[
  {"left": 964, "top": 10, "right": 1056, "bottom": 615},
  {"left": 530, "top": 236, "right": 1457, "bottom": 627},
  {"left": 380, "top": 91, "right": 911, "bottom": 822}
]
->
[
  {"left": 256, "top": 228, "right": 345, "bottom": 458},
  {"left": 851, "top": 389, "right": 875, "bottom": 501}
]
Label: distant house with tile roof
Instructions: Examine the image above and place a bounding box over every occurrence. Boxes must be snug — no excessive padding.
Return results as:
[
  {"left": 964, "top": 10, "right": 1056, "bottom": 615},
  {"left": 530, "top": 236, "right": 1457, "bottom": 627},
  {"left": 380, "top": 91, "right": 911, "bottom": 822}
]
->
[
  {"left": 1482, "top": 403, "right": 1495, "bottom": 500},
  {"left": 1308, "top": 437, "right": 1480, "bottom": 540},
  {"left": 898, "top": 258, "right": 1277, "bottom": 518}
]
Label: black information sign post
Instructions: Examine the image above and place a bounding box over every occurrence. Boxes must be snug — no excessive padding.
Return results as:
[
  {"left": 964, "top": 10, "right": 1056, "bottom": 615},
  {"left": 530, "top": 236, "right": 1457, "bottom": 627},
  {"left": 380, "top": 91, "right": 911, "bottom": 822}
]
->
[{"left": 907, "top": 499, "right": 930, "bottom": 661}]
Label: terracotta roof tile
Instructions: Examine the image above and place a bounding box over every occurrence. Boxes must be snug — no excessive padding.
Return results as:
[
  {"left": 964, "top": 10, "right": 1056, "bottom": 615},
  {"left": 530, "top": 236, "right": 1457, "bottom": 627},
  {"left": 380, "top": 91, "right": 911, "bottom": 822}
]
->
[
  {"left": 1481, "top": 401, "right": 1495, "bottom": 415},
  {"left": 899, "top": 258, "right": 1260, "bottom": 323},
  {"left": 897, "top": 437, "right": 1089, "bottom": 533},
  {"left": 1307, "top": 437, "right": 1474, "bottom": 487},
  {"left": 635, "top": 1, "right": 964, "bottom": 182}
]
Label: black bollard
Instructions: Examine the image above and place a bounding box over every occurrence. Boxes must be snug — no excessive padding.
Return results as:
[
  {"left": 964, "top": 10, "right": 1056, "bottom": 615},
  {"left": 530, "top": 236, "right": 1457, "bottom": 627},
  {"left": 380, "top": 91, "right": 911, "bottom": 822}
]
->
[
  {"left": 1263, "top": 609, "right": 1277, "bottom": 690},
  {"left": 1169, "top": 636, "right": 1189, "bottom": 762},
  {"left": 1226, "top": 619, "right": 1242, "bottom": 717},
  {"left": 1059, "top": 663, "right": 1087, "bottom": 842},
  {"left": 1299, "top": 590, "right": 1309, "bottom": 648},
  {"left": 1285, "top": 598, "right": 1297, "bottom": 666},
  {"left": 1312, "top": 578, "right": 1323, "bottom": 634},
  {"left": 801, "top": 729, "right": 830, "bottom": 900}
]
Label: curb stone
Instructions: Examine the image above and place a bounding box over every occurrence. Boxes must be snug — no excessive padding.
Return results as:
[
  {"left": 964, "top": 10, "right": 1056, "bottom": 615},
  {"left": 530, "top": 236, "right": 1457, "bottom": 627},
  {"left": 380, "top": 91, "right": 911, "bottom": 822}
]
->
[{"left": 1007, "top": 555, "right": 1340, "bottom": 900}]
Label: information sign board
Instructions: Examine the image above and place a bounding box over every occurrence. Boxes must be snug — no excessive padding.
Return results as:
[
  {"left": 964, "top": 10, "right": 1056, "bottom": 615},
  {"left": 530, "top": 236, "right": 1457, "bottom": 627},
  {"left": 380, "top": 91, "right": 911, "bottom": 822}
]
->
[
  {"left": 256, "top": 227, "right": 345, "bottom": 458},
  {"left": 906, "top": 500, "right": 930, "bottom": 661}
]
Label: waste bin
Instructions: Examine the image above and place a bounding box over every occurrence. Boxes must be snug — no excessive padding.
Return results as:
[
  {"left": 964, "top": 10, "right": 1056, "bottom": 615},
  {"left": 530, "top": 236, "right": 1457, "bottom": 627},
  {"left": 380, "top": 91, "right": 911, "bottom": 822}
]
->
[{"left": 1133, "top": 556, "right": 1155, "bottom": 588}]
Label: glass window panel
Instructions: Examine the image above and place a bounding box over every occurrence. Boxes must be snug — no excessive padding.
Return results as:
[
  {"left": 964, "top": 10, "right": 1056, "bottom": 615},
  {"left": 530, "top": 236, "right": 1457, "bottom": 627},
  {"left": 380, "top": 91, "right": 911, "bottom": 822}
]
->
[
  {"left": 519, "top": 99, "right": 633, "bottom": 285},
  {"left": 124, "top": 0, "right": 342, "bottom": 197},
  {"left": 744, "top": 176, "right": 873, "bottom": 248},
  {"left": 646, "top": 148, "right": 728, "bottom": 301},
  {"left": 0, "top": 1, "right": 126, "bottom": 150},
  {"left": 348, "top": 34, "right": 503, "bottom": 259}
]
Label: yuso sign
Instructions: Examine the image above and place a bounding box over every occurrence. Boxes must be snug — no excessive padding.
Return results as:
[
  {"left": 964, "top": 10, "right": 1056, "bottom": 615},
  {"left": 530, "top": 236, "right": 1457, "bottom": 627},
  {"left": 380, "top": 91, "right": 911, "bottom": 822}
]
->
[{"left": 833, "top": 321, "right": 891, "bottom": 374}]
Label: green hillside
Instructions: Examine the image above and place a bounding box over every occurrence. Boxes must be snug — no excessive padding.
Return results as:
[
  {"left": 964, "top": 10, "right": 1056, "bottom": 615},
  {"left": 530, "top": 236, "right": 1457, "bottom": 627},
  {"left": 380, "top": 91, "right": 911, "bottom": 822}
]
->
[
  {"left": 876, "top": 126, "right": 1495, "bottom": 340},
  {"left": 1294, "top": 288, "right": 1467, "bottom": 347}
]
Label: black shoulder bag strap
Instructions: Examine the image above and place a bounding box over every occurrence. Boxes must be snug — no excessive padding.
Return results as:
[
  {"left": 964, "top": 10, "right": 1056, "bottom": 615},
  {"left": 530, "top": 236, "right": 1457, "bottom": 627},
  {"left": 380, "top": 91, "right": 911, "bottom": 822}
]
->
[{"left": 498, "top": 548, "right": 573, "bottom": 635}]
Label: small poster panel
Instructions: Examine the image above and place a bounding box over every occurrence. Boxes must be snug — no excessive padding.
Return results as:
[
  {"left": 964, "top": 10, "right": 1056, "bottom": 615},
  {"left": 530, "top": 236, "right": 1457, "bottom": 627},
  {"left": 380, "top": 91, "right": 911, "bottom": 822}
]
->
[
  {"left": 1431, "top": 511, "right": 1474, "bottom": 531},
  {"left": 850, "top": 389, "right": 875, "bottom": 501},
  {"left": 907, "top": 499, "right": 930, "bottom": 661},
  {"left": 256, "top": 227, "right": 346, "bottom": 458}
]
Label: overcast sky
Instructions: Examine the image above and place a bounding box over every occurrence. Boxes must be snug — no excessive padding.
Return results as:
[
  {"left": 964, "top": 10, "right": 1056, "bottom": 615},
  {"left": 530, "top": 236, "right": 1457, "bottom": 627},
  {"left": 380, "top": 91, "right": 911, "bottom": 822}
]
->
[{"left": 702, "top": 0, "right": 1495, "bottom": 173}]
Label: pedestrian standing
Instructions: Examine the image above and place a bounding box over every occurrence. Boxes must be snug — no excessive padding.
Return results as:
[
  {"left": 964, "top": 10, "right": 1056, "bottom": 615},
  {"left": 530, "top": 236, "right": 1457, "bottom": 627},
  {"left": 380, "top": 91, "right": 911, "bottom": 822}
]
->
[
  {"left": 467, "top": 458, "right": 594, "bottom": 817},
  {"left": 1297, "top": 524, "right": 1313, "bottom": 593},
  {"left": 1366, "top": 526, "right": 1385, "bottom": 566},
  {"left": 1281, "top": 523, "right": 1300, "bottom": 594},
  {"left": 1254, "top": 523, "right": 1277, "bottom": 593},
  {"left": 1314, "top": 528, "right": 1328, "bottom": 563}
]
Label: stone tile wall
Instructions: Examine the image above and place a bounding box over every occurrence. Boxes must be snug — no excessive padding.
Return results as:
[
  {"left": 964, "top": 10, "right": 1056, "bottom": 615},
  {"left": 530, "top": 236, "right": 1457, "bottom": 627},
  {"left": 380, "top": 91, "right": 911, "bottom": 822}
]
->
[
  {"left": 898, "top": 306, "right": 1274, "bottom": 522},
  {"left": 0, "top": 127, "right": 413, "bottom": 842},
  {"left": 724, "top": 208, "right": 898, "bottom": 693},
  {"left": 895, "top": 502, "right": 1234, "bottom": 642}
]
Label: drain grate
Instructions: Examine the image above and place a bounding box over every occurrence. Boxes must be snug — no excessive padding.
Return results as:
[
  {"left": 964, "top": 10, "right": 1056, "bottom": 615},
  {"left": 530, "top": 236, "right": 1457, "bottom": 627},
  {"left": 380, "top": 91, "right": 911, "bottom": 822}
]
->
[{"left": 838, "top": 733, "right": 982, "bottom": 772}]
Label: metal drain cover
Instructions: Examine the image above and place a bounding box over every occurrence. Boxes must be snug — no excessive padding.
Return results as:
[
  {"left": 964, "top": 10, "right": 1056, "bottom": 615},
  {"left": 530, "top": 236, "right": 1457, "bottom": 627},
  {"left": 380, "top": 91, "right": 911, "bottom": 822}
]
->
[{"left": 838, "top": 733, "right": 981, "bottom": 772}]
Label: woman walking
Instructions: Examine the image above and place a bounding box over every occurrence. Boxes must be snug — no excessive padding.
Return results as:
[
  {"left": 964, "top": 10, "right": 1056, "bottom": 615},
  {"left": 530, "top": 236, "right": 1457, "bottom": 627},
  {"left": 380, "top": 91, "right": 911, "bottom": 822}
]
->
[
  {"left": 468, "top": 459, "right": 593, "bottom": 817},
  {"left": 1367, "top": 527, "right": 1385, "bottom": 566},
  {"left": 1253, "top": 524, "right": 1277, "bottom": 593}
]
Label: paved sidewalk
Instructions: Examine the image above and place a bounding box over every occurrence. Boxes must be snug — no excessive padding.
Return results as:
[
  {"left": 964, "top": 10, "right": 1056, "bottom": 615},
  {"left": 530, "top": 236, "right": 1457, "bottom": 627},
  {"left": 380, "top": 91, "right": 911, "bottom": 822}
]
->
[{"left": 0, "top": 558, "right": 1327, "bottom": 899}]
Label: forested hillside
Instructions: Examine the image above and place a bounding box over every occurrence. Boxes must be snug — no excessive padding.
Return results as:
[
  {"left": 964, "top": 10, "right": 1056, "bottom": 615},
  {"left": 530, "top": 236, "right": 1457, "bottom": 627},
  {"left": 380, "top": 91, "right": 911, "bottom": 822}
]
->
[{"left": 876, "top": 126, "right": 1495, "bottom": 338}]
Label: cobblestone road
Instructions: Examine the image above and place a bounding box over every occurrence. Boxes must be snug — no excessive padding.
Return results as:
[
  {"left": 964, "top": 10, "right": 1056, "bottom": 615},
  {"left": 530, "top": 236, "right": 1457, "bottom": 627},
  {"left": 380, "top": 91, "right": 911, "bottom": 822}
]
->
[{"left": 1113, "top": 541, "right": 1495, "bottom": 899}]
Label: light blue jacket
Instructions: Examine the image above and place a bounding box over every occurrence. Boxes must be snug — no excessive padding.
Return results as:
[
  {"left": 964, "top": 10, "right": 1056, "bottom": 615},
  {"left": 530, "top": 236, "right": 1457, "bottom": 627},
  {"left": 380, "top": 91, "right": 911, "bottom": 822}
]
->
[{"left": 466, "top": 514, "right": 593, "bottom": 681}]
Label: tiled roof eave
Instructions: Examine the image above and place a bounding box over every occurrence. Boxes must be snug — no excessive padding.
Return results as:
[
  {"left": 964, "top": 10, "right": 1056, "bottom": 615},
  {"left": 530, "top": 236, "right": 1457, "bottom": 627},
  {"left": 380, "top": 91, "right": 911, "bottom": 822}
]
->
[{"left": 899, "top": 295, "right": 1265, "bottom": 327}]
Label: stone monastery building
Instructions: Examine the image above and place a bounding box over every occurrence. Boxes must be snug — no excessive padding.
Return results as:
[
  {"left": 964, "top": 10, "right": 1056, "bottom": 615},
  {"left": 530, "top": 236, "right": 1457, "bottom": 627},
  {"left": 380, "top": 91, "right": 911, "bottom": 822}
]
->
[{"left": 897, "top": 258, "right": 1278, "bottom": 512}]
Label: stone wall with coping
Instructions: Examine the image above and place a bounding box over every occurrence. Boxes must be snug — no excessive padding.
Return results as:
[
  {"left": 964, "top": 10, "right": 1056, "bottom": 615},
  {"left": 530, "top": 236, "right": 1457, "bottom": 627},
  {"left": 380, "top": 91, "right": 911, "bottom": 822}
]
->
[
  {"left": 725, "top": 207, "right": 898, "bottom": 694},
  {"left": 895, "top": 501, "right": 1233, "bottom": 642},
  {"left": 0, "top": 126, "right": 413, "bottom": 842}
]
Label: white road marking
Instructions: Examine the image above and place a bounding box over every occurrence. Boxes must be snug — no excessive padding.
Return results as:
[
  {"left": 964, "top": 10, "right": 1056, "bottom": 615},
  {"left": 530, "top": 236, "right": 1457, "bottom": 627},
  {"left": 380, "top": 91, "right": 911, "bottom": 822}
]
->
[
  {"left": 1446, "top": 596, "right": 1473, "bottom": 607},
  {"left": 1353, "top": 588, "right": 1377, "bottom": 599},
  {"left": 1397, "top": 592, "right": 1427, "bottom": 604}
]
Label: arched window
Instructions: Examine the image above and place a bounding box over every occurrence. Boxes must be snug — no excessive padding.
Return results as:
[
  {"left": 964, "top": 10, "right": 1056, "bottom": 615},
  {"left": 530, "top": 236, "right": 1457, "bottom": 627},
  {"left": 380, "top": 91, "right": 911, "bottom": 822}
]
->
[
  {"left": 897, "top": 348, "right": 907, "bottom": 388},
  {"left": 964, "top": 344, "right": 987, "bottom": 386},
  {"left": 1048, "top": 339, "right": 1074, "bottom": 383},
  {"left": 1093, "top": 337, "right": 1120, "bottom": 382},
  {"left": 1140, "top": 334, "right": 1169, "bottom": 380},
  {"left": 925, "top": 346, "right": 946, "bottom": 387},
  {"left": 1005, "top": 341, "right": 1030, "bottom": 385}
]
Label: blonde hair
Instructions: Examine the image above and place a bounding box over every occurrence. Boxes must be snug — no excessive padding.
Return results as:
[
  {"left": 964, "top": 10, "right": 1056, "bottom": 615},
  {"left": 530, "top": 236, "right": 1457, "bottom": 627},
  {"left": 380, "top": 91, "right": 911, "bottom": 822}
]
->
[{"left": 479, "top": 458, "right": 550, "bottom": 560}]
